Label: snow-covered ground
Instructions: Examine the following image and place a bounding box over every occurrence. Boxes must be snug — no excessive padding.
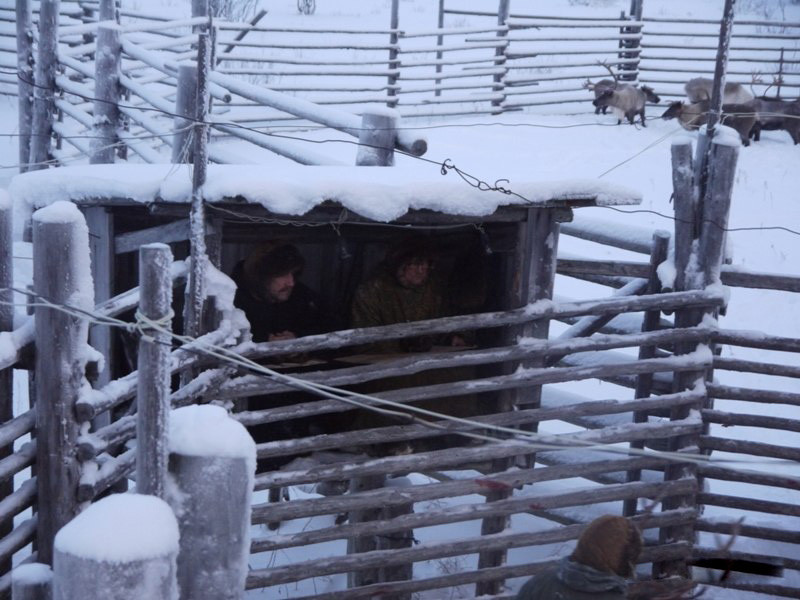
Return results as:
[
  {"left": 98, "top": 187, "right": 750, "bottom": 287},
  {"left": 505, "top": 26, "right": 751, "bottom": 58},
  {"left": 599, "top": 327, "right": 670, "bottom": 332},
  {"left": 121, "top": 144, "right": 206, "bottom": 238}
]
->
[{"left": 1, "top": 0, "right": 798, "bottom": 598}]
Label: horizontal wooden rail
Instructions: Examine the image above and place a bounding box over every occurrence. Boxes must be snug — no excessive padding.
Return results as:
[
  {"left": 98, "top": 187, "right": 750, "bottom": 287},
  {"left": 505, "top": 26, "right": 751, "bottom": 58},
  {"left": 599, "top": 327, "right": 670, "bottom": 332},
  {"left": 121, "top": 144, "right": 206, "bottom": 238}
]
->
[
  {"left": 247, "top": 510, "right": 690, "bottom": 588},
  {"left": 697, "top": 492, "right": 800, "bottom": 517},
  {"left": 77, "top": 447, "right": 135, "bottom": 502},
  {"left": 707, "top": 383, "right": 800, "bottom": 407},
  {"left": 714, "top": 329, "right": 800, "bottom": 353},
  {"left": 697, "top": 463, "right": 800, "bottom": 490},
  {"left": 0, "top": 410, "right": 35, "bottom": 450},
  {"left": 702, "top": 409, "right": 800, "bottom": 432},
  {"left": 696, "top": 518, "right": 800, "bottom": 544},
  {"left": 0, "top": 441, "right": 35, "bottom": 483},
  {"left": 0, "top": 478, "right": 35, "bottom": 525},
  {"left": 0, "top": 516, "right": 36, "bottom": 565},
  {"left": 252, "top": 479, "right": 695, "bottom": 553},
  {"left": 713, "top": 356, "right": 800, "bottom": 379},
  {"left": 699, "top": 435, "right": 800, "bottom": 462}
]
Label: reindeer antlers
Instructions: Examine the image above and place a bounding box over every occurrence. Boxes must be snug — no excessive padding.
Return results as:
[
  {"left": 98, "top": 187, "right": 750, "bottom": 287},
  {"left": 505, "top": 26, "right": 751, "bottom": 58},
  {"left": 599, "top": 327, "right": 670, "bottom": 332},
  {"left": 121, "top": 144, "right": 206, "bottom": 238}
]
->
[{"left": 598, "top": 60, "right": 619, "bottom": 88}]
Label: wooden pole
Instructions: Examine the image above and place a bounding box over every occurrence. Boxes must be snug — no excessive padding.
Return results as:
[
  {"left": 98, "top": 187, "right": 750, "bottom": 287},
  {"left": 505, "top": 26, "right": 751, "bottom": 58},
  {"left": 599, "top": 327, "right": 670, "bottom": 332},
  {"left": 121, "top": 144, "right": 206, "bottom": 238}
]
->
[
  {"left": 33, "top": 202, "right": 93, "bottom": 564},
  {"left": 694, "top": 0, "right": 736, "bottom": 219},
  {"left": 184, "top": 32, "right": 210, "bottom": 342},
  {"left": 53, "top": 495, "right": 179, "bottom": 599},
  {"left": 11, "top": 563, "right": 53, "bottom": 600},
  {"left": 475, "top": 208, "right": 561, "bottom": 597},
  {"left": 0, "top": 194, "right": 13, "bottom": 573},
  {"left": 624, "top": 230, "right": 669, "bottom": 517},
  {"left": 434, "top": 0, "right": 445, "bottom": 97},
  {"left": 29, "top": 0, "right": 60, "bottom": 171},
  {"left": 387, "top": 0, "right": 400, "bottom": 108},
  {"left": 671, "top": 140, "right": 695, "bottom": 291},
  {"left": 171, "top": 65, "right": 198, "bottom": 164},
  {"left": 657, "top": 138, "right": 739, "bottom": 579},
  {"left": 16, "top": 0, "right": 35, "bottom": 173},
  {"left": 136, "top": 244, "right": 173, "bottom": 499},
  {"left": 355, "top": 110, "right": 397, "bottom": 167},
  {"left": 168, "top": 406, "right": 254, "bottom": 600},
  {"left": 491, "top": 0, "right": 510, "bottom": 113},
  {"left": 90, "top": 23, "right": 121, "bottom": 165}
]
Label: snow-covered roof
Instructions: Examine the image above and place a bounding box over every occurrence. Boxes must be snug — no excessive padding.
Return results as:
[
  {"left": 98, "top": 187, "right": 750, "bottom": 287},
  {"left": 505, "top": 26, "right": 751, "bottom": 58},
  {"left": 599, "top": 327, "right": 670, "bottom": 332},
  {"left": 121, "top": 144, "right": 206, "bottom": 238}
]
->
[{"left": 10, "top": 164, "right": 641, "bottom": 223}]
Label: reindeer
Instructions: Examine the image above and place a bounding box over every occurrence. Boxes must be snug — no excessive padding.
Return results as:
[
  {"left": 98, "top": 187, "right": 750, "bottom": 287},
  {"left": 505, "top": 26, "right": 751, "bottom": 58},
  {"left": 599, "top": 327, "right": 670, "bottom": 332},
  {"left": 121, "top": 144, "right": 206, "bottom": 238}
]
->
[
  {"left": 584, "top": 78, "right": 616, "bottom": 114},
  {"left": 588, "top": 63, "right": 660, "bottom": 126},
  {"left": 661, "top": 100, "right": 757, "bottom": 146},
  {"left": 685, "top": 77, "right": 754, "bottom": 105},
  {"left": 750, "top": 97, "right": 800, "bottom": 144}
]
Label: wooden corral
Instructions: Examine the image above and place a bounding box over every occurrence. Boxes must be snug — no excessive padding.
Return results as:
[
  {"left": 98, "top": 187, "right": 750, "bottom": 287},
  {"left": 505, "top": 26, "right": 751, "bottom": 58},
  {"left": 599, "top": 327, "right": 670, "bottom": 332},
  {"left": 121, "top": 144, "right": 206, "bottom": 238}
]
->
[{"left": 1, "top": 129, "right": 797, "bottom": 597}]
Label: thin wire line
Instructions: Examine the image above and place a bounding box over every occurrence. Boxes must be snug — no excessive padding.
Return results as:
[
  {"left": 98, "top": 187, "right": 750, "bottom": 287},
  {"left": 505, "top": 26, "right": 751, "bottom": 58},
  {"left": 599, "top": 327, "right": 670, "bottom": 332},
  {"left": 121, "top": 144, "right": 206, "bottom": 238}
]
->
[{"left": 6, "top": 286, "right": 799, "bottom": 479}]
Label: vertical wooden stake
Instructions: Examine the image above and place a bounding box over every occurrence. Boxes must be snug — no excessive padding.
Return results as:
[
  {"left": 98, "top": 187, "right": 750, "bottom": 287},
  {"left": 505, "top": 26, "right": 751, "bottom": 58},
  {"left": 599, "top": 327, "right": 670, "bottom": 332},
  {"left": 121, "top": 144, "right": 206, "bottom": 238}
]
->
[
  {"left": 16, "top": 0, "right": 35, "bottom": 173},
  {"left": 624, "top": 230, "right": 669, "bottom": 517},
  {"left": 434, "top": 0, "right": 445, "bottom": 97},
  {"left": 11, "top": 563, "right": 53, "bottom": 600},
  {"left": 184, "top": 32, "right": 211, "bottom": 342},
  {"left": 491, "top": 0, "right": 510, "bottom": 113},
  {"left": 90, "top": 23, "right": 121, "bottom": 165},
  {"left": 33, "top": 202, "right": 93, "bottom": 564},
  {"left": 671, "top": 140, "right": 695, "bottom": 293},
  {"left": 386, "top": 0, "right": 399, "bottom": 108},
  {"left": 476, "top": 207, "right": 561, "bottom": 597},
  {"left": 356, "top": 111, "right": 397, "bottom": 167},
  {"left": 172, "top": 65, "right": 198, "bottom": 165},
  {"left": 0, "top": 194, "right": 13, "bottom": 573},
  {"left": 29, "top": 0, "right": 60, "bottom": 171},
  {"left": 136, "top": 244, "right": 174, "bottom": 499}
]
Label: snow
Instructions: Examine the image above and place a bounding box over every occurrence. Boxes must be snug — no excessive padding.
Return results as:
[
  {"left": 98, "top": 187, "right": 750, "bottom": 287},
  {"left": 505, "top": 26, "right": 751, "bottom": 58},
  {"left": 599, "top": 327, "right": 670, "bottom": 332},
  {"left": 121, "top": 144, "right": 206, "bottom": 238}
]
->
[
  {"left": 10, "top": 563, "right": 52, "bottom": 585},
  {"left": 54, "top": 493, "right": 179, "bottom": 561},
  {"left": 169, "top": 404, "right": 256, "bottom": 466},
  {"left": 9, "top": 164, "right": 642, "bottom": 224},
  {"left": 1, "top": 0, "right": 799, "bottom": 598}
]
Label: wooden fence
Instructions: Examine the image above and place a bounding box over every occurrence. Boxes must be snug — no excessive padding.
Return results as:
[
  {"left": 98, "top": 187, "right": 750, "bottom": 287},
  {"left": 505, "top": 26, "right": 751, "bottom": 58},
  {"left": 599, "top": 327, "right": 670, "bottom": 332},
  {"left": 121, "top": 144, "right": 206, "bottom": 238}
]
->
[{"left": 2, "top": 0, "right": 797, "bottom": 121}]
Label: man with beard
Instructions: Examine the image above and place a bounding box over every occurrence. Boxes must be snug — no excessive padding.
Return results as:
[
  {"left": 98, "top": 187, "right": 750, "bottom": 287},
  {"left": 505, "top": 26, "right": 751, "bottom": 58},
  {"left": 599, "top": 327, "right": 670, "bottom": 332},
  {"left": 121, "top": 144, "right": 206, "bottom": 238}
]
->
[{"left": 232, "top": 241, "right": 327, "bottom": 343}]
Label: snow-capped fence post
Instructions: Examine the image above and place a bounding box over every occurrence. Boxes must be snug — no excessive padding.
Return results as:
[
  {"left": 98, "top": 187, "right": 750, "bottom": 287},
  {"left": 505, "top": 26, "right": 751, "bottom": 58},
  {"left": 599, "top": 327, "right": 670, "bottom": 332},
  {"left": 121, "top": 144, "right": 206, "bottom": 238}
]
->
[
  {"left": 167, "top": 405, "right": 255, "bottom": 600},
  {"left": 355, "top": 110, "right": 397, "bottom": 167},
  {"left": 11, "top": 563, "right": 53, "bottom": 600},
  {"left": 90, "top": 21, "right": 121, "bottom": 165},
  {"left": 16, "top": 0, "right": 35, "bottom": 173},
  {"left": 624, "top": 229, "right": 670, "bottom": 517},
  {"left": 33, "top": 202, "right": 93, "bottom": 564},
  {"left": 490, "top": 0, "right": 510, "bottom": 113},
  {"left": 0, "top": 193, "right": 13, "bottom": 570},
  {"left": 136, "top": 243, "right": 174, "bottom": 499},
  {"left": 386, "top": 0, "right": 400, "bottom": 108},
  {"left": 657, "top": 138, "right": 739, "bottom": 579},
  {"left": 172, "top": 65, "right": 198, "bottom": 164},
  {"left": 53, "top": 494, "right": 179, "bottom": 599},
  {"left": 670, "top": 141, "right": 695, "bottom": 293},
  {"left": 29, "top": 0, "right": 60, "bottom": 171}
]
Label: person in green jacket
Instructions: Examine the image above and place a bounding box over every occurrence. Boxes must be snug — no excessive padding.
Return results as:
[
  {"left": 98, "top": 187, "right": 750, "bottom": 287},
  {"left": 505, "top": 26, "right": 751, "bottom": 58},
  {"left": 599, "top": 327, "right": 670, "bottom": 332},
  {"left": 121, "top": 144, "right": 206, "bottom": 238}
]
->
[{"left": 515, "top": 515, "right": 642, "bottom": 600}]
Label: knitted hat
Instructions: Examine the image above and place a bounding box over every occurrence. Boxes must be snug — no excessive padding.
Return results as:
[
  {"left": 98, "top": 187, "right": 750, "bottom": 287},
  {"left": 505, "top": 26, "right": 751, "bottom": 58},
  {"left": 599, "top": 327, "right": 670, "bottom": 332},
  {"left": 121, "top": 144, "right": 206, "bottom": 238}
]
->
[
  {"left": 571, "top": 516, "right": 642, "bottom": 578},
  {"left": 384, "top": 235, "right": 438, "bottom": 273}
]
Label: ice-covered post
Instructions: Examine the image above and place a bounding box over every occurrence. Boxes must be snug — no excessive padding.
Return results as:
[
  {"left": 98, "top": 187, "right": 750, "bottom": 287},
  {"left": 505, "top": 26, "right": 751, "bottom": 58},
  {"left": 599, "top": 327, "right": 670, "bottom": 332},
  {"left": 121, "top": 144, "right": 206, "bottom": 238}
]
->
[
  {"left": 386, "top": 0, "right": 399, "bottom": 108},
  {"left": 29, "top": 0, "right": 60, "bottom": 171},
  {"left": 90, "top": 19, "right": 121, "bottom": 164},
  {"left": 16, "top": 0, "right": 35, "bottom": 173},
  {"left": 136, "top": 244, "right": 173, "bottom": 498},
  {"left": 0, "top": 193, "right": 13, "bottom": 570},
  {"left": 172, "top": 65, "right": 198, "bottom": 164},
  {"left": 11, "top": 563, "right": 53, "bottom": 600},
  {"left": 168, "top": 405, "right": 255, "bottom": 600},
  {"left": 53, "top": 494, "right": 179, "bottom": 599},
  {"left": 356, "top": 109, "right": 397, "bottom": 167},
  {"left": 33, "top": 201, "right": 94, "bottom": 564},
  {"left": 491, "top": 0, "right": 510, "bottom": 113}
]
